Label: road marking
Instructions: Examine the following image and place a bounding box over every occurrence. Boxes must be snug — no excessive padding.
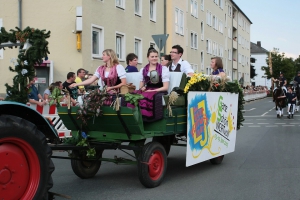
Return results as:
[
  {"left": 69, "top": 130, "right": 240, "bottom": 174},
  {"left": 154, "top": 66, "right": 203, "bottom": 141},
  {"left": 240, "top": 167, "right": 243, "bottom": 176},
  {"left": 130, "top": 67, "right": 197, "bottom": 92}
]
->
[
  {"left": 282, "top": 125, "right": 295, "bottom": 126},
  {"left": 275, "top": 123, "right": 286, "bottom": 124},
  {"left": 242, "top": 108, "right": 256, "bottom": 112},
  {"left": 256, "top": 119, "right": 266, "bottom": 120},
  {"left": 257, "top": 123, "right": 269, "bottom": 124},
  {"left": 266, "top": 125, "right": 278, "bottom": 127},
  {"left": 243, "top": 123, "right": 253, "bottom": 124},
  {"left": 248, "top": 125, "right": 261, "bottom": 127},
  {"left": 290, "top": 123, "right": 298, "bottom": 124},
  {"left": 261, "top": 112, "right": 268, "bottom": 116}
]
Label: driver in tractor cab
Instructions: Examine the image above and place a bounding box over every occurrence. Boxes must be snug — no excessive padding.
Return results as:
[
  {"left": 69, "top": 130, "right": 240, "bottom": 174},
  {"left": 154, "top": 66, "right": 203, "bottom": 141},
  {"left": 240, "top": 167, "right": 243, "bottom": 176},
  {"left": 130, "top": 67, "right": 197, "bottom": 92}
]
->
[{"left": 273, "top": 72, "right": 287, "bottom": 100}]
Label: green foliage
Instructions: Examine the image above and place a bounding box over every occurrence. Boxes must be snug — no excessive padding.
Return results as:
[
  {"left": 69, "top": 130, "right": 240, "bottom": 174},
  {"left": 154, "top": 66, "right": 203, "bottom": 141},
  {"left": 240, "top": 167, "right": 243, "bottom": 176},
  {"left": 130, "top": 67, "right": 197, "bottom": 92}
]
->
[
  {"left": 261, "top": 52, "right": 296, "bottom": 83},
  {"left": 0, "top": 26, "right": 50, "bottom": 104},
  {"left": 77, "top": 88, "right": 109, "bottom": 125},
  {"left": 49, "top": 87, "right": 63, "bottom": 107},
  {"left": 124, "top": 93, "right": 144, "bottom": 106}
]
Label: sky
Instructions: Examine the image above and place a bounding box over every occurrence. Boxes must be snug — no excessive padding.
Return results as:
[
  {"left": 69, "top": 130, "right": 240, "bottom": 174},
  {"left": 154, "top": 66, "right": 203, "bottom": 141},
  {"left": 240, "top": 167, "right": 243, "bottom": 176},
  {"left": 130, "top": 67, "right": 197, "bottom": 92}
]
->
[{"left": 233, "top": 0, "right": 300, "bottom": 59}]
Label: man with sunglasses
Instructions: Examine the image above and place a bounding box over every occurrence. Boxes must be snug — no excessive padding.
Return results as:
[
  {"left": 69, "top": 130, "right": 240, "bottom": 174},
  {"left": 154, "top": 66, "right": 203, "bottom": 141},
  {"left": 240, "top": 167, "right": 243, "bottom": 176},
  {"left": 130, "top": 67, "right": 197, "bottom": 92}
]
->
[{"left": 169, "top": 45, "right": 194, "bottom": 76}]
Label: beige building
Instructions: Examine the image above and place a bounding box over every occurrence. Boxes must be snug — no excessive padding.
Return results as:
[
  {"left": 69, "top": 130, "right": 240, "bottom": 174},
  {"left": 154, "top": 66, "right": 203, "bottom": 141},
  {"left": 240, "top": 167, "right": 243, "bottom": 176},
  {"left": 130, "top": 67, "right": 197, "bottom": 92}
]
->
[
  {"left": 166, "top": 0, "right": 252, "bottom": 84},
  {"left": 0, "top": 0, "right": 251, "bottom": 96}
]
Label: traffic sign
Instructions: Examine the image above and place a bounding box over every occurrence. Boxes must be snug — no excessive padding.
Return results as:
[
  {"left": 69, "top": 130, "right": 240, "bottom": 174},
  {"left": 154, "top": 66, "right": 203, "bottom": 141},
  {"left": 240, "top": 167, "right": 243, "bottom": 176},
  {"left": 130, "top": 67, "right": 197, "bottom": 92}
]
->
[{"left": 152, "top": 34, "right": 169, "bottom": 51}]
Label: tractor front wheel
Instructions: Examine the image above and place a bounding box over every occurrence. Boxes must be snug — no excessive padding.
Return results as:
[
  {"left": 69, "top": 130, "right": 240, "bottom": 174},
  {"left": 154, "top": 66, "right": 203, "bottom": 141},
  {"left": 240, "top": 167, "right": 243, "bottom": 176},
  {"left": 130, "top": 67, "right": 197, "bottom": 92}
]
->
[{"left": 0, "top": 115, "right": 54, "bottom": 200}]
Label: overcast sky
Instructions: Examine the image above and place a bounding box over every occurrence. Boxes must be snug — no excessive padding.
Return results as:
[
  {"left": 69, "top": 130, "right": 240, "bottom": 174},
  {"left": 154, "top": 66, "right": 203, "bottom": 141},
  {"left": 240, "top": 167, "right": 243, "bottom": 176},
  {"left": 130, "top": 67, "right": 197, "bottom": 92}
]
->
[{"left": 233, "top": 0, "right": 300, "bottom": 59}]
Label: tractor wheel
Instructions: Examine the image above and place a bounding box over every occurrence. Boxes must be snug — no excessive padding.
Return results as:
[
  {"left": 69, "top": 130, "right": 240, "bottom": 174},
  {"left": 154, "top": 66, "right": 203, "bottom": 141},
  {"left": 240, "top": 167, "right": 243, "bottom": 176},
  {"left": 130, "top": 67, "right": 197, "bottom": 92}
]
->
[
  {"left": 210, "top": 155, "right": 224, "bottom": 165},
  {"left": 138, "top": 142, "right": 167, "bottom": 188},
  {"left": 0, "top": 115, "right": 54, "bottom": 200},
  {"left": 152, "top": 135, "right": 173, "bottom": 156},
  {"left": 71, "top": 150, "right": 103, "bottom": 179}
]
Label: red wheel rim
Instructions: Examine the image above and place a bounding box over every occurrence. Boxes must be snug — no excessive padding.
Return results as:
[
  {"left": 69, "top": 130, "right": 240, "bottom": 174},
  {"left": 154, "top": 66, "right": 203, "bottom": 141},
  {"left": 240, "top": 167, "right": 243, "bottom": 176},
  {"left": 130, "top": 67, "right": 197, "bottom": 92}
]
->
[
  {"left": 0, "top": 137, "right": 40, "bottom": 200},
  {"left": 148, "top": 150, "right": 164, "bottom": 181}
]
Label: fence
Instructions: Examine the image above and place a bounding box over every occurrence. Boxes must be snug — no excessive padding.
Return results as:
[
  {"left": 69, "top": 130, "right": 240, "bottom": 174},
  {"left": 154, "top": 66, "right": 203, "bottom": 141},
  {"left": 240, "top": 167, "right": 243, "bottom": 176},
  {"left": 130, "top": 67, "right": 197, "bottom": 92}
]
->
[{"left": 243, "top": 90, "right": 267, "bottom": 102}]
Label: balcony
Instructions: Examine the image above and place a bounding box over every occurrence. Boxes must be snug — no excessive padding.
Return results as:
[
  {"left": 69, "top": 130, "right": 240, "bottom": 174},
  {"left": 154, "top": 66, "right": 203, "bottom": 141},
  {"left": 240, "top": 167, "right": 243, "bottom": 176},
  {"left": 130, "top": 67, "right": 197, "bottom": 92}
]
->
[
  {"left": 233, "top": 19, "right": 237, "bottom": 29},
  {"left": 233, "top": 40, "right": 237, "bottom": 49},
  {"left": 232, "top": 60, "right": 237, "bottom": 70}
]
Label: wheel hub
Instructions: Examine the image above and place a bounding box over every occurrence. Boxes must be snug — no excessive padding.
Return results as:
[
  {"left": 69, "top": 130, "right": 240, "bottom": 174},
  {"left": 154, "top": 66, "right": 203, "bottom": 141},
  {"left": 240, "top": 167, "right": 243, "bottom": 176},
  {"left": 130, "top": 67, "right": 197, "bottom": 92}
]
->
[
  {"left": 148, "top": 151, "right": 164, "bottom": 180},
  {"left": 0, "top": 169, "right": 11, "bottom": 184},
  {"left": 0, "top": 143, "right": 30, "bottom": 199}
]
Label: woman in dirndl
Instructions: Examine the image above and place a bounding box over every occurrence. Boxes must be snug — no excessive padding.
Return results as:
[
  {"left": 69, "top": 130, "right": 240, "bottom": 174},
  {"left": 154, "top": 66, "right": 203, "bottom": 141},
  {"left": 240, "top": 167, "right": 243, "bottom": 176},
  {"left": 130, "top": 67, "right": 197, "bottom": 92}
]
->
[
  {"left": 70, "top": 49, "right": 126, "bottom": 105},
  {"left": 137, "top": 48, "right": 170, "bottom": 119}
]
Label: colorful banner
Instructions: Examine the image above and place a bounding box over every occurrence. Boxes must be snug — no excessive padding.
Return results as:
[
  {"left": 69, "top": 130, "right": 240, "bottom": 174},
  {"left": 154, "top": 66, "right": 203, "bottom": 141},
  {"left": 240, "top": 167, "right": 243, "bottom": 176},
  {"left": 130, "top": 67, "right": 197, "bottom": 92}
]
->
[{"left": 186, "top": 92, "right": 238, "bottom": 167}]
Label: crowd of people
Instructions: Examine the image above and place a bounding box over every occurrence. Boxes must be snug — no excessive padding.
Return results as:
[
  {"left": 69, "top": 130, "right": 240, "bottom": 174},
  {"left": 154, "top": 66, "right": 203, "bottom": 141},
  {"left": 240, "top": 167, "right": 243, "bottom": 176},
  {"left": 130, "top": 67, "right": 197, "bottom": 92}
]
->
[{"left": 23, "top": 44, "right": 227, "bottom": 119}]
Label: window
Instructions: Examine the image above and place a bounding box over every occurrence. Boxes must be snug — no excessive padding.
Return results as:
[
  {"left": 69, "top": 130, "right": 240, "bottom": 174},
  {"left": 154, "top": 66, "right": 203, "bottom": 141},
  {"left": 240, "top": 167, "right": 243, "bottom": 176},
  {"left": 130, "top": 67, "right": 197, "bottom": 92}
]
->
[
  {"left": 206, "top": 10, "right": 212, "bottom": 26},
  {"left": 135, "top": 0, "right": 142, "bottom": 16},
  {"left": 191, "top": 0, "right": 198, "bottom": 18},
  {"left": 228, "top": 28, "right": 232, "bottom": 39},
  {"left": 219, "top": 0, "right": 224, "bottom": 9},
  {"left": 200, "top": 21, "right": 204, "bottom": 40},
  {"left": 228, "top": 49, "right": 232, "bottom": 60},
  {"left": 212, "top": 15, "right": 216, "bottom": 29},
  {"left": 228, "top": 5, "right": 232, "bottom": 17},
  {"left": 116, "top": 32, "right": 125, "bottom": 60},
  {"left": 150, "top": 0, "right": 156, "bottom": 21},
  {"left": 218, "top": 20, "right": 223, "bottom": 33},
  {"left": 219, "top": 45, "right": 223, "bottom": 57},
  {"left": 200, "top": 0, "right": 204, "bottom": 11},
  {"left": 190, "top": 31, "right": 198, "bottom": 49},
  {"left": 206, "top": 39, "right": 212, "bottom": 54},
  {"left": 200, "top": 51, "right": 204, "bottom": 71},
  {"left": 116, "top": 0, "right": 125, "bottom": 9},
  {"left": 134, "top": 37, "right": 142, "bottom": 63},
  {"left": 92, "top": 25, "right": 104, "bottom": 59},
  {"left": 206, "top": 67, "right": 210, "bottom": 75},
  {"left": 175, "top": 8, "right": 184, "bottom": 35}
]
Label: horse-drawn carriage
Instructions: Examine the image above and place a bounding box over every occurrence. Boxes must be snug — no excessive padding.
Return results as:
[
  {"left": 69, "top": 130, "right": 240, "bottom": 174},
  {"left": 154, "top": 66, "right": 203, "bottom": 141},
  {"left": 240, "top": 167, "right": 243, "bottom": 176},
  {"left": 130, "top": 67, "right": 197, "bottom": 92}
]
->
[{"left": 0, "top": 71, "right": 244, "bottom": 199}]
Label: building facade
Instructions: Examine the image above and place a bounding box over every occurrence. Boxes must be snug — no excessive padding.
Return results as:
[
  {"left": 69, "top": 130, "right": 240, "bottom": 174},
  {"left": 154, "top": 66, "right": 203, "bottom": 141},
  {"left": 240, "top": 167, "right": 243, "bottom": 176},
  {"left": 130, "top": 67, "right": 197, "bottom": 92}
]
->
[
  {"left": 0, "top": 0, "right": 251, "bottom": 95},
  {"left": 250, "top": 41, "right": 271, "bottom": 88}
]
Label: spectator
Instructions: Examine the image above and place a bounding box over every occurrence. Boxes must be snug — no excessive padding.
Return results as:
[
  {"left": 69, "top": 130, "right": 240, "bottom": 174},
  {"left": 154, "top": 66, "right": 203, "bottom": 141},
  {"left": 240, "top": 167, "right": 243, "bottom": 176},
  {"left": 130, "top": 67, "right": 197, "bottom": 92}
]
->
[
  {"left": 28, "top": 77, "right": 45, "bottom": 106},
  {"left": 125, "top": 53, "right": 139, "bottom": 73},
  {"left": 75, "top": 68, "right": 86, "bottom": 94},
  {"left": 62, "top": 72, "right": 78, "bottom": 104}
]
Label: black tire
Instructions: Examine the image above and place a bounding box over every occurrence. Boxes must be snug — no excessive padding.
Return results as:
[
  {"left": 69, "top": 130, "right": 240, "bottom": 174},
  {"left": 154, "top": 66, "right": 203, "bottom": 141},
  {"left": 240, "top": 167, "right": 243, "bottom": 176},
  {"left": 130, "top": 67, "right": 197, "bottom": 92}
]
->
[
  {"left": 71, "top": 150, "right": 103, "bottom": 179},
  {"left": 210, "top": 155, "right": 224, "bottom": 165},
  {"left": 0, "top": 115, "right": 54, "bottom": 200},
  {"left": 138, "top": 142, "right": 167, "bottom": 188},
  {"left": 152, "top": 135, "right": 173, "bottom": 156}
]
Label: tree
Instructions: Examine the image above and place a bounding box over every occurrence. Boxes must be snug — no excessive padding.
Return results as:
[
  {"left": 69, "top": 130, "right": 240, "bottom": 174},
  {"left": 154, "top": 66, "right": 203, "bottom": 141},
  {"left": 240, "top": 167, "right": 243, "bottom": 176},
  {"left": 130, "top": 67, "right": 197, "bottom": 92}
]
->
[
  {"left": 0, "top": 27, "right": 50, "bottom": 103},
  {"left": 261, "top": 52, "right": 296, "bottom": 84}
]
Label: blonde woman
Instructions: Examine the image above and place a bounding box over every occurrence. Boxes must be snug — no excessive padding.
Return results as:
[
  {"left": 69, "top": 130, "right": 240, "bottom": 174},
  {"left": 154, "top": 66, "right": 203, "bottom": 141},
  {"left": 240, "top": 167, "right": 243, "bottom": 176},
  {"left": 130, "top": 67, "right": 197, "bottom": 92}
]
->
[{"left": 70, "top": 49, "right": 126, "bottom": 91}]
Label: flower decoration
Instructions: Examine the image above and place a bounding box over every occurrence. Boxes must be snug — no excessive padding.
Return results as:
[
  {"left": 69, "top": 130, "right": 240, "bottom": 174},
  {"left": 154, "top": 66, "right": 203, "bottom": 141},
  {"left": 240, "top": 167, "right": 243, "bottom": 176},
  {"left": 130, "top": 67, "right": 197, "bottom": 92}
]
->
[{"left": 21, "top": 69, "right": 28, "bottom": 76}]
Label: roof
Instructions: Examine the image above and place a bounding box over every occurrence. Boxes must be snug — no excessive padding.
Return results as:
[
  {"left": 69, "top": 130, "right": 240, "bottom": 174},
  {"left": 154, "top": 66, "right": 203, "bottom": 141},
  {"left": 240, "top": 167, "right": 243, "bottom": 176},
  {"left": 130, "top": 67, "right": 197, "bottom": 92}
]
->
[
  {"left": 250, "top": 42, "right": 269, "bottom": 54},
  {"left": 231, "top": 0, "right": 252, "bottom": 24}
]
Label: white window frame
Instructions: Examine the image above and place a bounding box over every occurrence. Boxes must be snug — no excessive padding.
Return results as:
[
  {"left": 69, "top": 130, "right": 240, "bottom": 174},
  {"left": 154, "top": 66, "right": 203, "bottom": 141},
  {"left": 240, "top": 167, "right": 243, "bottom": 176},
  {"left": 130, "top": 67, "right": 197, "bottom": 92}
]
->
[
  {"left": 200, "top": 21, "right": 204, "bottom": 40},
  {"left": 116, "top": 0, "right": 125, "bottom": 9},
  {"left": 91, "top": 24, "right": 104, "bottom": 59},
  {"left": 115, "top": 31, "right": 126, "bottom": 61},
  {"left": 228, "top": 5, "right": 232, "bottom": 17},
  {"left": 219, "top": 20, "right": 223, "bottom": 33},
  {"left": 134, "top": 37, "right": 143, "bottom": 63},
  {"left": 228, "top": 49, "right": 232, "bottom": 61},
  {"left": 206, "top": 39, "right": 212, "bottom": 54},
  {"left": 200, "top": 51, "right": 204, "bottom": 71},
  {"left": 135, "top": 0, "right": 142, "bottom": 16},
  {"left": 150, "top": 0, "right": 156, "bottom": 22},
  {"left": 191, "top": 0, "right": 198, "bottom": 18},
  {"left": 175, "top": 7, "right": 184, "bottom": 35},
  {"left": 200, "top": 0, "right": 204, "bottom": 11},
  {"left": 190, "top": 31, "right": 198, "bottom": 49},
  {"left": 219, "top": 0, "right": 224, "bottom": 9}
]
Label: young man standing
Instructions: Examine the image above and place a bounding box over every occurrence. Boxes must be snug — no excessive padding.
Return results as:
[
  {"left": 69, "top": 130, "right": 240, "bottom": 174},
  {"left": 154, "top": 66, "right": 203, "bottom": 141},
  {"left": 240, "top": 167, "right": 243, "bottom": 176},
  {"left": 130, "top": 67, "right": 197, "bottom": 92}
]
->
[
  {"left": 63, "top": 72, "right": 78, "bottom": 104},
  {"left": 75, "top": 68, "right": 86, "bottom": 94},
  {"left": 169, "top": 45, "right": 194, "bottom": 76},
  {"left": 125, "top": 53, "right": 139, "bottom": 72},
  {"left": 286, "top": 87, "right": 297, "bottom": 119}
]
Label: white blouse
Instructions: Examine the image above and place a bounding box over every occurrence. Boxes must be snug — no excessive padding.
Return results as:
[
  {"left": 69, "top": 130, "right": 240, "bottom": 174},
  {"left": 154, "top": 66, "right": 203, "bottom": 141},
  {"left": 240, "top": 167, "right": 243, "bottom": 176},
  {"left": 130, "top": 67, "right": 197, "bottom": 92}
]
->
[{"left": 94, "top": 64, "right": 126, "bottom": 89}]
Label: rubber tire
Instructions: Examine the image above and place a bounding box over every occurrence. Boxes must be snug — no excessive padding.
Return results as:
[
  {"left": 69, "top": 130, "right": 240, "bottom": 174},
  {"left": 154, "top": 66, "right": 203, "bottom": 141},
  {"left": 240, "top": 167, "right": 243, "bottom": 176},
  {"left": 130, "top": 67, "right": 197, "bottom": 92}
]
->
[
  {"left": 138, "top": 142, "right": 167, "bottom": 188},
  {"left": 71, "top": 150, "right": 103, "bottom": 179},
  {"left": 152, "top": 135, "right": 173, "bottom": 156},
  {"left": 210, "top": 155, "right": 224, "bottom": 165},
  {"left": 0, "top": 115, "right": 54, "bottom": 200}
]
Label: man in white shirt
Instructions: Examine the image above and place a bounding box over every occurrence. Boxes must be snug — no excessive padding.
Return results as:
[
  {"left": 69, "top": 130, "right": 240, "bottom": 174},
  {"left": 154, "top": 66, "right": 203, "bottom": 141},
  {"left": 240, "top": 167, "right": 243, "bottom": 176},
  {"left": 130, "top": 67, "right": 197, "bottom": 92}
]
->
[{"left": 169, "top": 45, "right": 194, "bottom": 76}]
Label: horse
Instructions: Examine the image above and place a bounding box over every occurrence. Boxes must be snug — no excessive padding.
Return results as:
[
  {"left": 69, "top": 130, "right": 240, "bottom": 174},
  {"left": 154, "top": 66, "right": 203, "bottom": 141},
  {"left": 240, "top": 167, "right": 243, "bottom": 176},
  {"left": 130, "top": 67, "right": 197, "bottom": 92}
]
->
[{"left": 273, "top": 80, "right": 286, "bottom": 118}]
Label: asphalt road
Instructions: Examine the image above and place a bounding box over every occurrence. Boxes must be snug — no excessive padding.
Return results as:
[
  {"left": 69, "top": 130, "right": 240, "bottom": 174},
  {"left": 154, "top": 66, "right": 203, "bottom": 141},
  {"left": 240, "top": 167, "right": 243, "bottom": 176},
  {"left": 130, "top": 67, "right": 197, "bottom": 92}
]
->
[{"left": 50, "top": 97, "right": 300, "bottom": 200}]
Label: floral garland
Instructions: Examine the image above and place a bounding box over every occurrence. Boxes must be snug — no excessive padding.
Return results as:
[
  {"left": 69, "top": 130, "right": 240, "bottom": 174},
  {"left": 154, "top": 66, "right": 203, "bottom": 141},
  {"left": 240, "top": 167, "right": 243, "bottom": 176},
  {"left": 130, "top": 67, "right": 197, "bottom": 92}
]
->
[{"left": 184, "top": 73, "right": 245, "bottom": 129}]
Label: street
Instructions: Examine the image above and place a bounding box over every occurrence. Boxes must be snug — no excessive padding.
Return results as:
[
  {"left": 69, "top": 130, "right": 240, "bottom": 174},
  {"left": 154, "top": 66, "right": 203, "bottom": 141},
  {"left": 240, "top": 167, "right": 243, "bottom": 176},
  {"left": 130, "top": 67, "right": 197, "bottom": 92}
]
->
[{"left": 50, "top": 97, "right": 300, "bottom": 200}]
